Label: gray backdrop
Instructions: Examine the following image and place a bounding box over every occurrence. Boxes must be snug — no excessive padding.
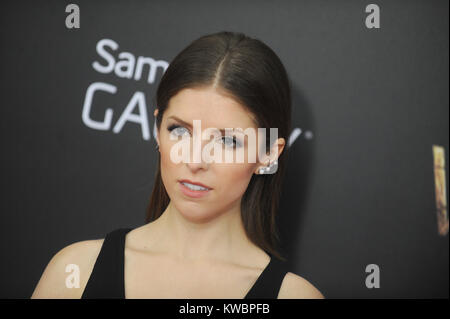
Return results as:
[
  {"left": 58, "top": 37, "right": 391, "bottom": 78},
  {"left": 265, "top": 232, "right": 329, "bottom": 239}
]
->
[{"left": 0, "top": 0, "right": 448, "bottom": 298}]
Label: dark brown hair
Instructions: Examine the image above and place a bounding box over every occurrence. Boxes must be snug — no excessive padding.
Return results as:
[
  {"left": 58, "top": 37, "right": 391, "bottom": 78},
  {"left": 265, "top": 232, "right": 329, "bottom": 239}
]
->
[{"left": 145, "top": 31, "right": 292, "bottom": 262}]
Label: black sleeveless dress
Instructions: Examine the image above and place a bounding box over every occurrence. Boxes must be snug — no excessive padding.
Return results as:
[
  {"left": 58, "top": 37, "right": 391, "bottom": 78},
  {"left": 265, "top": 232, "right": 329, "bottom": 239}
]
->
[{"left": 81, "top": 228, "right": 290, "bottom": 299}]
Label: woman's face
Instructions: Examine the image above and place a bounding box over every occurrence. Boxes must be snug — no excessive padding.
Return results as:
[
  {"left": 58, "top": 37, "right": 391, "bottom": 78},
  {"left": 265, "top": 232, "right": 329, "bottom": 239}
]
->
[{"left": 156, "top": 86, "right": 271, "bottom": 223}]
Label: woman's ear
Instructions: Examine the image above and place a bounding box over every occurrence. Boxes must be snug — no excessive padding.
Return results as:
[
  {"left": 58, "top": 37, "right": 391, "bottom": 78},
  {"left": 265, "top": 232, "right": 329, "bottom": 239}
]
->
[{"left": 254, "top": 137, "right": 285, "bottom": 174}]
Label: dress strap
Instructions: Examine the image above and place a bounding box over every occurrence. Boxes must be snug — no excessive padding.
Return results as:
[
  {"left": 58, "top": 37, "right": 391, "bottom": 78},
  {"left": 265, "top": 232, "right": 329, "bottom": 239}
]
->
[
  {"left": 81, "top": 228, "right": 133, "bottom": 299},
  {"left": 244, "top": 256, "right": 290, "bottom": 299}
]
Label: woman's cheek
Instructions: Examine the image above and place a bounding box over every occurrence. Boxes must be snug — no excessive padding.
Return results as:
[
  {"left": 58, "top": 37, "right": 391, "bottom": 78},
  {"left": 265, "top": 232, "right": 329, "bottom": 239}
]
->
[
  {"left": 218, "top": 166, "right": 253, "bottom": 202},
  {"left": 159, "top": 145, "right": 178, "bottom": 196}
]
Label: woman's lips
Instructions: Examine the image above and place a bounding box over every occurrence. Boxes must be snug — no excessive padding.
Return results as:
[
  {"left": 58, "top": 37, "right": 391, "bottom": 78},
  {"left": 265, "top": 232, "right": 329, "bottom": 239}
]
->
[
  {"left": 178, "top": 179, "right": 212, "bottom": 189},
  {"left": 179, "top": 181, "right": 211, "bottom": 198}
]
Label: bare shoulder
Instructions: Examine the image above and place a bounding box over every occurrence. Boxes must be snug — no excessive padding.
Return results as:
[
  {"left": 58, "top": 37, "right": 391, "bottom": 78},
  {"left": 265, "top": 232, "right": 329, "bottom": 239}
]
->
[
  {"left": 31, "top": 238, "right": 104, "bottom": 299},
  {"left": 277, "top": 272, "right": 325, "bottom": 299}
]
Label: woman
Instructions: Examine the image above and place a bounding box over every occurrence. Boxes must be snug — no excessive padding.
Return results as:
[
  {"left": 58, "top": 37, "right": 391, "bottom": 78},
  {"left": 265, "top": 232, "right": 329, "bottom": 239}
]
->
[{"left": 31, "top": 31, "right": 324, "bottom": 299}]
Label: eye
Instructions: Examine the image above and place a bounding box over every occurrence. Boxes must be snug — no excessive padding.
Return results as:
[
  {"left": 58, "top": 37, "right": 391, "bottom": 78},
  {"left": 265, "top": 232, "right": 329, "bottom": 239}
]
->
[
  {"left": 167, "top": 124, "right": 190, "bottom": 137},
  {"left": 221, "top": 136, "right": 242, "bottom": 148}
]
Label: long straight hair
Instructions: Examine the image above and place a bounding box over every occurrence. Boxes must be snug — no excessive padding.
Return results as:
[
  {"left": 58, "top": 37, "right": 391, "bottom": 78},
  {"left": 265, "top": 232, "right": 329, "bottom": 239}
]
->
[{"left": 145, "top": 31, "right": 292, "bottom": 262}]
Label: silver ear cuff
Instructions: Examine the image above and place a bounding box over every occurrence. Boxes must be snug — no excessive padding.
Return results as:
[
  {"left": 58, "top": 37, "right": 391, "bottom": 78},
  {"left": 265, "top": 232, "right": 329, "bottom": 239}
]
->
[{"left": 258, "top": 160, "right": 278, "bottom": 175}]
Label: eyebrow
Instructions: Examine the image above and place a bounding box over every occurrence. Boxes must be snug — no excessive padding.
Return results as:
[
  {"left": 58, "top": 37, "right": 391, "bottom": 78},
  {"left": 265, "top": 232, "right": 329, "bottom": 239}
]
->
[{"left": 167, "top": 115, "right": 245, "bottom": 135}]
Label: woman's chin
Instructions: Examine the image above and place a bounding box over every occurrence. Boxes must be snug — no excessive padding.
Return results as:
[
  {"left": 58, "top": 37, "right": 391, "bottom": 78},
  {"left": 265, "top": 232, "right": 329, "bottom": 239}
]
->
[{"left": 176, "top": 206, "right": 216, "bottom": 223}]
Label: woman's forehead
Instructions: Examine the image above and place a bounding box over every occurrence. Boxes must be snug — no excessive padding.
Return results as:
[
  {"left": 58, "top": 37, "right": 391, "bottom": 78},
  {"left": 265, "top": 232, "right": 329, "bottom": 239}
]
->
[{"left": 166, "top": 88, "right": 258, "bottom": 129}]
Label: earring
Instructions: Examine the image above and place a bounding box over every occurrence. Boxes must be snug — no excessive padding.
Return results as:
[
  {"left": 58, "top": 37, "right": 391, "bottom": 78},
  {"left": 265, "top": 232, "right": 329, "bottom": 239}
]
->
[{"left": 258, "top": 160, "right": 278, "bottom": 175}]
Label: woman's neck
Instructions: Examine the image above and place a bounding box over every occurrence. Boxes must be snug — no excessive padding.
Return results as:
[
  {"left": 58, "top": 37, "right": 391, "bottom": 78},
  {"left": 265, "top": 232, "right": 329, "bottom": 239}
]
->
[{"left": 148, "top": 201, "right": 264, "bottom": 266}]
